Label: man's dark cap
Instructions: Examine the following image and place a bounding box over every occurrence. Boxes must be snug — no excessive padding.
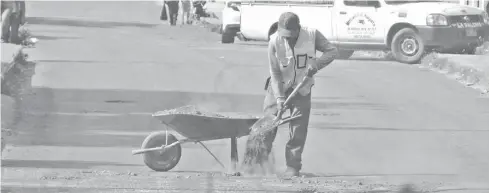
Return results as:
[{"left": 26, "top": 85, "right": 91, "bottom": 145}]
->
[{"left": 278, "top": 12, "right": 300, "bottom": 37}]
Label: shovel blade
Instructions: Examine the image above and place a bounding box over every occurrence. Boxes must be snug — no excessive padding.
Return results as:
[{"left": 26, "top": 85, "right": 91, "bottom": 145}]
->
[{"left": 249, "top": 114, "right": 280, "bottom": 135}]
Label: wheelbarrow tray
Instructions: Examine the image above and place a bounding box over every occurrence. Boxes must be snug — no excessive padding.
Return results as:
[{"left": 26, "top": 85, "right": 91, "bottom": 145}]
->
[{"left": 153, "top": 112, "right": 259, "bottom": 141}]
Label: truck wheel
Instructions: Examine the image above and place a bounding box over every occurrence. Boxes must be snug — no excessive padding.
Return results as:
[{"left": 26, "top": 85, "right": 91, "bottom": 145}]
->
[
  {"left": 390, "top": 28, "right": 425, "bottom": 64},
  {"left": 142, "top": 131, "right": 181, "bottom": 172},
  {"left": 463, "top": 46, "right": 476, "bottom": 55},
  {"left": 222, "top": 26, "right": 238, "bottom": 44},
  {"left": 336, "top": 50, "right": 354, "bottom": 59}
]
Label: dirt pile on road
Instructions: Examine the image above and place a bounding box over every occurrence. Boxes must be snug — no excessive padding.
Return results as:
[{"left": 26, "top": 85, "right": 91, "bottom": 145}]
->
[
  {"left": 475, "top": 41, "right": 489, "bottom": 55},
  {"left": 420, "top": 52, "right": 489, "bottom": 94}
]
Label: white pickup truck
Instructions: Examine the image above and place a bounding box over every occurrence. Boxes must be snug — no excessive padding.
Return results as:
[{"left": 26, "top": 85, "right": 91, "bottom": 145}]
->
[
  {"left": 458, "top": 0, "right": 488, "bottom": 14},
  {"left": 234, "top": 0, "right": 489, "bottom": 63}
]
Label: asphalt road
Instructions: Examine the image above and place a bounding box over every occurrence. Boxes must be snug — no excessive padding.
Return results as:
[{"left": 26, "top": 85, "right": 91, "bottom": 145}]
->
[{"left": 2, "top": 1, "right": 489, "bottom": 193}]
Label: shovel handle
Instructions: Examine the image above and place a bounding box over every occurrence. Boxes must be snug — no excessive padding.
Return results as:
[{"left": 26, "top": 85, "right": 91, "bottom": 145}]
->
[
  {"left": 275, "top": 76, "right": 310, "bottom": 120},
  {"left": 284, "top": 76, "right": 310, "bottom": 107}
]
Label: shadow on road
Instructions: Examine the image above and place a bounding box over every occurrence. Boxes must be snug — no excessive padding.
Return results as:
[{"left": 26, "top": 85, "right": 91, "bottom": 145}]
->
[
  {"left": 26, "top": 17, "right": 158, "bottom": 29},
  {"left": 34, "top": 35, "right": 82, "bottom": 41},
  {"left": 0, "top": 186, "right": 316, "bottom": 193},
  {"left": 35, "top": 60, "right": 106, "bottom": 64},
  {"left": 301, "top": 172, "right": 457, "bottom": 178},
  {"left": 311, "top": 125, "right": 489, "bottom": 132},
  {"left": 1, "top": 159, "right": 138, "bottom": 169},
  {"left": 2, "top": 86, "right": 402, "bottom": 148},
  {"left": 345, "top": 57, "right": 392, "bottom": 62},
  {"left": 4, "top": 87, "right": 265, "bottom": 148}
]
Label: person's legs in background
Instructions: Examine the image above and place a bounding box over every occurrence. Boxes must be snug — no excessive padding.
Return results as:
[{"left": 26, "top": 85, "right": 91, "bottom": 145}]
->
[
  {"left": 8, "top": 11, "right": 21, "bottom": 44},
  {"left": 1, "top": 8, "right": 13, "bottom": 43},
  {"left": 192, "top": 2, "right": 203, "bottom": 21},
  {"left": 181, "top": 1, "right": 191, "bottom": 25},
  {"left": 166, "top": 1, "right": 179, "bottom": 26},
  {"left": 160, "top": 3, "right": 168, "bottom": 22}
]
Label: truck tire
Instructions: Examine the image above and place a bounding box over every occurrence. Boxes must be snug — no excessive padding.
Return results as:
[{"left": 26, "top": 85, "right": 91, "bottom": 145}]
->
[
  {"left": 336, "top": 50, "right": 355, "bottom": 59},
  {"left": 390, "top": 28, "right": 425, "bottom": 64},
  {"left": 222, "top": 27, "right": 238, "bottom": 44},
  {"left": 462, "top": 46, "right": 476, "bottom": 55}
]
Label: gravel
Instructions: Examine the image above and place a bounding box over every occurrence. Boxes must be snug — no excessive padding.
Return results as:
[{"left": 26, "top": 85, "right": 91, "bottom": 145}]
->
[{"left": 153, "top": 105, "right": 227, "bottom": 118}]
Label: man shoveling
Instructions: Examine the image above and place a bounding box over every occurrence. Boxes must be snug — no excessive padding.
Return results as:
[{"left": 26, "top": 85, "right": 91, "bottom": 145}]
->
[{"left": 243, "top": 12, "right": 338, "bottom": 177}]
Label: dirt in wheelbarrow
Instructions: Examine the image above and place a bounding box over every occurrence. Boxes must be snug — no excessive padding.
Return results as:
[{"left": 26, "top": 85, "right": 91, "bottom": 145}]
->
[
  {"left": 154, "top": 105, "right": 228, "bottom": 117},
  {"left": 153, "top": 105, "right": 259, "bottom": 120}
]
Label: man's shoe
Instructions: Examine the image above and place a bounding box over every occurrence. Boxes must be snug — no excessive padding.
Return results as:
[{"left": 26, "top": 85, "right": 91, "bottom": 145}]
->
[{"left": 283, "top": 167, "right": 299, "bottom": 177}]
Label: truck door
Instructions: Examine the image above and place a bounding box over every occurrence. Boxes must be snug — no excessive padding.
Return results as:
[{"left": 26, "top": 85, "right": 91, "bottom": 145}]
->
[{"left": 334, "top": 0, "right": 385, "bottom": 45}]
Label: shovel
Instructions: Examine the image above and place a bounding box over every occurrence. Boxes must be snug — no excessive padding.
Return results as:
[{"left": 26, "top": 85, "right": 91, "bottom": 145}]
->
[{"left": 249, "top": 76, "right": 310, "bottom": 135}]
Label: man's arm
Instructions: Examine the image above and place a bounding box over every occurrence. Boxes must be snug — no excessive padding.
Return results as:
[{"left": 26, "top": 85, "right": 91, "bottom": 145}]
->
[
  {"left": 268, "top": 39, "right": 286, "bottom": 100},
  {"left": 314, "top": 30, "right": 338, "bottom": 71}
]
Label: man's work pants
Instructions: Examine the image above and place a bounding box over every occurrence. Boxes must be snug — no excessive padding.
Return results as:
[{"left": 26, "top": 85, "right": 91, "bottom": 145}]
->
[{"left": 262, "top": 85, "right": 312, "bottom": 171}]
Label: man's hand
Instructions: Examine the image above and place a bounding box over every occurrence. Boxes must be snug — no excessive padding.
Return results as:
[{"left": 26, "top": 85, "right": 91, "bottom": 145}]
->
[
  {"left": 307, "top": 66, "right": 318, "bottom": 77},
  {"left": 307, "top": 57, "right": 318, "bottom": 77},
  {"left": 276, "top": 97, "right": 286, "bottom": 113}
]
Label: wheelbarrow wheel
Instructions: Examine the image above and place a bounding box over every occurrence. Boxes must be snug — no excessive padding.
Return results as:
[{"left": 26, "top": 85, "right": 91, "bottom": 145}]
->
[{"left": 141, "top": 131, "right": 181, "bottom": 172}]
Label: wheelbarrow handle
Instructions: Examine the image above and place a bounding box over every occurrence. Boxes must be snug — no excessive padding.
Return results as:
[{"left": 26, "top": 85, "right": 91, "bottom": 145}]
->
[
  {"left": 275, "top": 76, "right": 310, "bottom": 121},
  {"left": 132, "top": 147, "right": 164, "bottom": 155},
  {"left": 132, "top": 140, "right": 182, "bottom": 155}
]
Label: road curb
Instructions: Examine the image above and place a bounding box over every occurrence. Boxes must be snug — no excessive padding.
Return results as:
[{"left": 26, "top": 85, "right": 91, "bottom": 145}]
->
[{"left": 420, "top": 53, "right": 489, "bottom": 94}]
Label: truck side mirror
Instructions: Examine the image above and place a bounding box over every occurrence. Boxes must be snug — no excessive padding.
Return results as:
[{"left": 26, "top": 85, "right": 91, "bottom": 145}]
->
[
  {"left": 369, "top": 1, "right": 381, "bottom": 8},
  {"left": 231, "top": 4, "right": 240, "bottom": 11},
  {"left": 228, "top": 2, "right": 240, "bottom": 11}
]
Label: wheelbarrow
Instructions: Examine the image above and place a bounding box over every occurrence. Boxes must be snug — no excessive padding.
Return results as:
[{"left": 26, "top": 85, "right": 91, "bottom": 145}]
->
[{"left": 131, "top": 106, "right": 302, "bottom": 172}]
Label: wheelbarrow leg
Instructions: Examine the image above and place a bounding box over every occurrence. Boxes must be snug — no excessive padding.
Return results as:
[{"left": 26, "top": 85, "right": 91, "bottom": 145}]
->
[
  {"left": 230, "top": 137, "right": 239, "bottom": 172},
  {"left": 198, "top": 141, "right": 226, "bottom": 169}
]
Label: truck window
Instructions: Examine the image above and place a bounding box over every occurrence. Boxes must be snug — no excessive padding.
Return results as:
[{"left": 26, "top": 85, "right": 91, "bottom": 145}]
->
[
  {"left": 384, "top": 0, "right": 441, "bottom": 4},
  {"left": 344, "top": 0, "right": 371, "bottom": 6},
  {"left": 243, "top": 0, "right": 334, "bottom": 5}
]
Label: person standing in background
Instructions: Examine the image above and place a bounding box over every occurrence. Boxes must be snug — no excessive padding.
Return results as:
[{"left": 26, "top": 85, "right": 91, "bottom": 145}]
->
[
  {"left": 165, "top": 0, "right": 179, "bottom": 26},
  {"left": 192, "top": 0, "right": 208, "bottom": 21},
  {"left": 1, "top": 0, "right": 26, "bottom": 44},
  {"left": 180, "top": 0, "right": 192, "bottom": 25},
  {"left": 160, "top": 0, "right": 168, "bottom": 21}
]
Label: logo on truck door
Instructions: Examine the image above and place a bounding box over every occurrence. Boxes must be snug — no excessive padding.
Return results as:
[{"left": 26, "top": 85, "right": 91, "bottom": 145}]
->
[{"left": 345, "top": 13, "right": 376, "bottom": 39}]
